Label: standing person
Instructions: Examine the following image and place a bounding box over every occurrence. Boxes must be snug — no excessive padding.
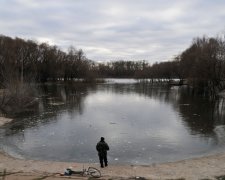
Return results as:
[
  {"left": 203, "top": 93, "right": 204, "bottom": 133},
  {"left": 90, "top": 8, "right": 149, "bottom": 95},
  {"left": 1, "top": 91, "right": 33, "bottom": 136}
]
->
[{"left": 96, "top": 137, "right": 109, "bottom": 168}]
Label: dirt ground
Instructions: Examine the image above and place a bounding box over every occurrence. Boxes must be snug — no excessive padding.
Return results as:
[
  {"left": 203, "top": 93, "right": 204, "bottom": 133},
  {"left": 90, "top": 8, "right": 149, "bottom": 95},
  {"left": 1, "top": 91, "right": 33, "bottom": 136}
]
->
[
  {"left": 1, "top": 118, "right": 225, "bottom": 180},
  {"left": 1, "top": 151, "right": 225, "bottom": 180}
]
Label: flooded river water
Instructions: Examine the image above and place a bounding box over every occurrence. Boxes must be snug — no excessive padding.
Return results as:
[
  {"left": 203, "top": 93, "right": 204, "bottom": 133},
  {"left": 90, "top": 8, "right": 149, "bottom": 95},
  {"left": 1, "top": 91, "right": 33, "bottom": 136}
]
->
[{"left": 1, "top": 79, "right": 225, "bottom": 165}]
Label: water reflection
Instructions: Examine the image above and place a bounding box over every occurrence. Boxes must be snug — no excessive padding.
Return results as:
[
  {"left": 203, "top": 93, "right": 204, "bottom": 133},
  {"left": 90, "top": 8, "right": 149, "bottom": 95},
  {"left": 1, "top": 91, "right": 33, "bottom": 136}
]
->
[
  {"left": 3, "top": 83, "right": 97, "bottom": 135},
  {"left": 1, "top": 81, "right": 225, "bottom": 165}
]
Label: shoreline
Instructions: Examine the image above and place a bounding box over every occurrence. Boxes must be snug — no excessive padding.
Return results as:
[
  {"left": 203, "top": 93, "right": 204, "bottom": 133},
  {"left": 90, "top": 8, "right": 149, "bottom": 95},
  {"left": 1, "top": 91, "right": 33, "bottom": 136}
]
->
[
  {"left": 1, "top": 118, "right": 225, "bottom": 179},
  {"left": 1, "top": 150, "right": 225, "bottom": 179}
]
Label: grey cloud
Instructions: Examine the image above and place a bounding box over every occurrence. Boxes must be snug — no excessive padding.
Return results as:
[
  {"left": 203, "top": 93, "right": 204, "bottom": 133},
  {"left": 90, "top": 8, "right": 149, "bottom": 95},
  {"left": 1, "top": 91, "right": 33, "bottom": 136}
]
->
[{"left": 0, "top": 0, "right": 225, "bottom": 62}]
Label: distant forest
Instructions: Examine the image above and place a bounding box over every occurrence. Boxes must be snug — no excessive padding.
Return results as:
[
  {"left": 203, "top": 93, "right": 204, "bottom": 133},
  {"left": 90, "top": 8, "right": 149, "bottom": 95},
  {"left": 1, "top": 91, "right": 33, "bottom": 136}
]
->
[{"left": 0, "top": 34, "right": 225, "bottom": 95}]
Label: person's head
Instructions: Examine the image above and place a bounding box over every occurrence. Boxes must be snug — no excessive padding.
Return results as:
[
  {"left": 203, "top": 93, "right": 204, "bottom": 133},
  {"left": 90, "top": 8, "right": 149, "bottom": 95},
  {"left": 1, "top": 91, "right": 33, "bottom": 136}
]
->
[{"left": 100, "top": 137, "right": 105, "bottom": 142}]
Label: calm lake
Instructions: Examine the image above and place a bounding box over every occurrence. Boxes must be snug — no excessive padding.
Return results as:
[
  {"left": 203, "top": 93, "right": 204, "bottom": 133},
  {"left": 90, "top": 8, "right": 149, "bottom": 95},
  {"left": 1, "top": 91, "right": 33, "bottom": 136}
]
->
[{"left": 1, "top": 79, "right": 225, "bottom": 165}]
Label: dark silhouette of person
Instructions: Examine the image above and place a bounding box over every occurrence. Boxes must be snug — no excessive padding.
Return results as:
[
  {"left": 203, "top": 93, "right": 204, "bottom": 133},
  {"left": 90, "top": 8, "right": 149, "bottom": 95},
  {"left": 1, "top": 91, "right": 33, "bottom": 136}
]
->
[{"left": 96, "top": 137, "right": 109, "bottom": 168}]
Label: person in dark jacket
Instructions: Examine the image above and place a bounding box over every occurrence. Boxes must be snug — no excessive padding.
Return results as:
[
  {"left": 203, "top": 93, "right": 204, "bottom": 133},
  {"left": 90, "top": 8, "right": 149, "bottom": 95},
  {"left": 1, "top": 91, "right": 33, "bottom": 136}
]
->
[{"left": 96, "top": 137, "right": 109, "bottom": 168}]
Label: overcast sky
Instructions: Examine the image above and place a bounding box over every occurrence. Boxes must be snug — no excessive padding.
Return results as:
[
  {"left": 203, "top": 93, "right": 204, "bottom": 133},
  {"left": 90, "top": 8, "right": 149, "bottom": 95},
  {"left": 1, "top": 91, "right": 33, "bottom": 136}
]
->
[{"left": 0, "top": 0, "right": 225, "bottom": 63}]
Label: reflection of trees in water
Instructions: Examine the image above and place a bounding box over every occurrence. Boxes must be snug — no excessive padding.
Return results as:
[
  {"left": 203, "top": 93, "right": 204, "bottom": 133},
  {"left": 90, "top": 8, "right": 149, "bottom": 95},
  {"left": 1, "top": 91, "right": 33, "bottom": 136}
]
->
[
  {"left": 102, "top": 83, "right": 225, "bottom": 137},
  {"left": 213, "top": 125, "right": 225, "bottom": 145},
  {"left": 5, "top": 83, "right": 97, "bottom": 134},
  {"left": 40, "top": 83, "right": 97, "bottom": 114},
  {"left": 102, "top": 83, "right": 174, "bottom": 102},
  {"left": 176, "top": 89, "right": 215, "bottom": 136},
  {"left": 210, "top": 98, "right": 225, "bottom": 145},
  {"left": 174, "top": 88, "right": 225, "bottom": 136},
  {"left": 5, "top": 82, "right": 225, "bottom": 137},
  {"left": 213, "top": 98, "right": 225, "bottom": 125}
]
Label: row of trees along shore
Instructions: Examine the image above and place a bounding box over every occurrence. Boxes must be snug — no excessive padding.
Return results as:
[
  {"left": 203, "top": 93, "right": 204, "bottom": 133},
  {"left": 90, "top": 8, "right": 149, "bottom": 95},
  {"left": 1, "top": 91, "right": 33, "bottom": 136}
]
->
[{"left": 0, "top": 34, "right": 225, "bottom": 96}]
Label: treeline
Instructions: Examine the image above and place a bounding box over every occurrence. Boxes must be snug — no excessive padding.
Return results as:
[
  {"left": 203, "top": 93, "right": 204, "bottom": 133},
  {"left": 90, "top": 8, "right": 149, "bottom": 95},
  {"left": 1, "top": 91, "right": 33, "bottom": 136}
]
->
[
  {"left": 94, "top": 60, "right": 179, "bottom": 79},
  {"left": 0, "top": 35, "right": 176, "bottom": 84},
  {"left": 95, "top": 36, "right": 225, "bottom": 95},
  {"left": 1, "top": 34, "right": 225, "bottom": 95},
  {"left": 178, "top": 36, "right": 225, "bottom": 95},
  {"left": 0, "top": 35, "right": 93, "bottom": 86}
]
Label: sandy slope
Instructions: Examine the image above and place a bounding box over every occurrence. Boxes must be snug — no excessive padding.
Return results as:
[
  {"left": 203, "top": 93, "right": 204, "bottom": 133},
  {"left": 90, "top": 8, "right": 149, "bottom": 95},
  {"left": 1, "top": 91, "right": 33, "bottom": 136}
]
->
[{"left": 1, "top": 151, "right": 225, "bottom": 179}]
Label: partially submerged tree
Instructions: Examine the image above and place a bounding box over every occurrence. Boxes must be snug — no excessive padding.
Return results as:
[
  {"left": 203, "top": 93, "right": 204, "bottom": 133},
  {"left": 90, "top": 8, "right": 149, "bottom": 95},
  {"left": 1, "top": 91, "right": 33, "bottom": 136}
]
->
[{"left": 179, "top": 36, "right": 225, "bottom": 95}]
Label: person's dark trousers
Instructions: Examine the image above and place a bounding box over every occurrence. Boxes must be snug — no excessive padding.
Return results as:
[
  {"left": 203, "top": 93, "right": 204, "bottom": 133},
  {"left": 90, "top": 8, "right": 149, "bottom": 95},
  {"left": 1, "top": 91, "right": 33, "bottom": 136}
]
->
[{"left": 99, "top": 153, "right": 108, "bottom": 168}]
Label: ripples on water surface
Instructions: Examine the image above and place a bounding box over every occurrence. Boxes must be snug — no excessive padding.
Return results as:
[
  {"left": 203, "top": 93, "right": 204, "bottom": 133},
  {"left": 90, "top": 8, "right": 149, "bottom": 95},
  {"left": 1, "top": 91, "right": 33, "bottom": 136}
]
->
[{"left": 1, "top": 79, "right": 225, "bottom": 165}]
